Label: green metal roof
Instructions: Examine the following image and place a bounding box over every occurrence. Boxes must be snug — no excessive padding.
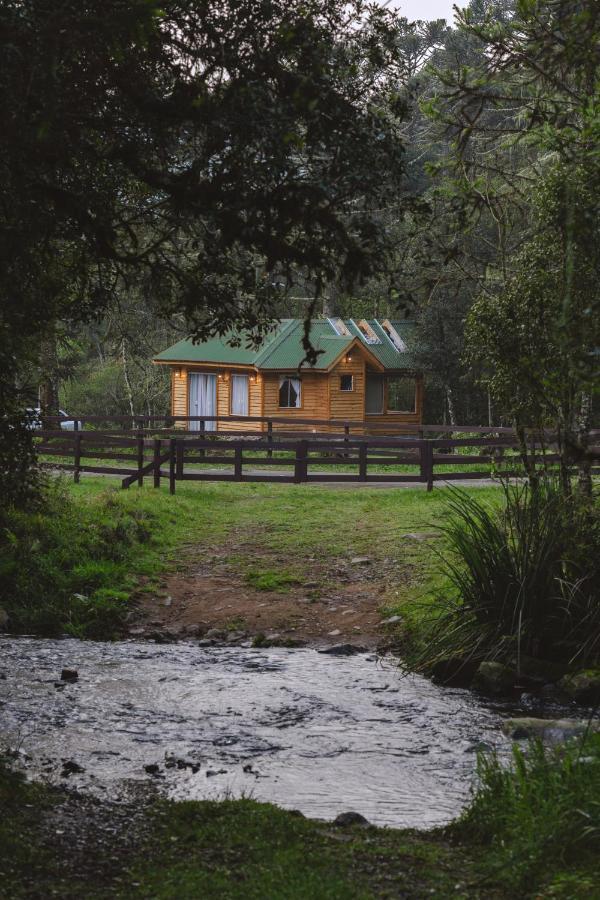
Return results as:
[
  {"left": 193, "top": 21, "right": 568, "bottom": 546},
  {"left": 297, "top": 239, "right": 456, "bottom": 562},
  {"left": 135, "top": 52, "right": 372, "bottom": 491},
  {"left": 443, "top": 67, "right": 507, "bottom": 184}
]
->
[{"left": 155, "top": 318, "right": 418, "bottom": 371}]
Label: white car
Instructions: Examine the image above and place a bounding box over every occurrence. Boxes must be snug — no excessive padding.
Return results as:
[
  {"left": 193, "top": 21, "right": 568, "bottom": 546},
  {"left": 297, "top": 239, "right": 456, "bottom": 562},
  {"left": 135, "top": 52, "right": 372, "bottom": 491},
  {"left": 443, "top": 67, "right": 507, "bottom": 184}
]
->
[{"left": 25, "top": 408, "right": 82, "bottom": 431}]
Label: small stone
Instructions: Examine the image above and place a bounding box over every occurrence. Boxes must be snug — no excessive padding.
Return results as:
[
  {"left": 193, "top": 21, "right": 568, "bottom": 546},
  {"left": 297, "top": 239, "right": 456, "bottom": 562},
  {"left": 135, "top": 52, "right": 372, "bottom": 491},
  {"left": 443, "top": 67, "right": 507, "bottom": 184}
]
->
[
  {"left": 163, "top": 595, "right": 173, "bottom": 607},
  {"left": 333, "top": 811, "right": 369, "bottom": 827},
  {"left": 144, "top": 763, "right": 161, "bottom": 776},
  {"left": 151, "top": 631, "right": 177, "bottom": 644},
  {"left": 61, "top": 760, "right": 85, "bottom": 776},
  {"left": 350, "top": 557, "right": 371, "bottom": 566},
  {"left": 205, "top": 628, "right": 226, "bottom": 640},
  {"left": 379, "top": 615, "right": 402, "bottom": 626},
  {"left": 559, "top": 669, "right": 600, "bottom": 706},
  {"left": 472, "top": 661, "right": 516, "bottom": 696},
  {"left": 197, "top": 639, "right": 215, "bottom": 647},
  {"left": 327, "top": 629, "right": 341, "bottom": 636},
  {"left": 60, "top": 668, "right": 78, "bottom": 682},
  {"left": 226, "top": 630, "right": 246, "bottom": 643},
  {"left": 318, "top": 644, "right": 367, "bottom": 656},
  {"left": 303, "top": 581, "right": 319, "bottom": 589}
]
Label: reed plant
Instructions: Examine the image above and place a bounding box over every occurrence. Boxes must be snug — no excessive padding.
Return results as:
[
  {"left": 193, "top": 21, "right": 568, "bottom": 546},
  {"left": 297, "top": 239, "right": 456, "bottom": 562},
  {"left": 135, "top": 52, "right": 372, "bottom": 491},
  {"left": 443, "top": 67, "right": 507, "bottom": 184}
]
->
[
  {"left": 456, "top": 730, "right": 600, "bottom": 894},
  {"left": 412, "top": 480, "right": 600, "bottom": 671}
]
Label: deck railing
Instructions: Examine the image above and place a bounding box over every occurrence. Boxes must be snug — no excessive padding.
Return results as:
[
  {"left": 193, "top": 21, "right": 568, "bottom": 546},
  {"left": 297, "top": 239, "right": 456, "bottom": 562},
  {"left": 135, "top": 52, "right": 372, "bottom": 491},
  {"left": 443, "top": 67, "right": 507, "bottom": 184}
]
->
[{"left": 35, "top": 421, "right": 600, "bottom": 493}]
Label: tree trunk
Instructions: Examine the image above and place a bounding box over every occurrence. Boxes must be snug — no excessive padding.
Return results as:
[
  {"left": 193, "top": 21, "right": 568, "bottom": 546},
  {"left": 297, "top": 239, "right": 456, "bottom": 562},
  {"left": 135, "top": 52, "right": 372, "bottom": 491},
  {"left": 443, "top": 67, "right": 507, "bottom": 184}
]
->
[
  {"left": 38, "top": 329, "right": 60, "bottom": 427},
  {"left": 121, "top": 338, "right": 136, "bottom": 427}
]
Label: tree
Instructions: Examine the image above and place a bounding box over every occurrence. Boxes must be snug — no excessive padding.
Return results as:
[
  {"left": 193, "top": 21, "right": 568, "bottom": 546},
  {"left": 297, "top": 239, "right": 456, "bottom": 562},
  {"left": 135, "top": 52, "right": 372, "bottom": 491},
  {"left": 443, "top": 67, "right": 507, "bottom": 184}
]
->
[{"left": 0, "top": 0, "right": 409, "bottom": 503}]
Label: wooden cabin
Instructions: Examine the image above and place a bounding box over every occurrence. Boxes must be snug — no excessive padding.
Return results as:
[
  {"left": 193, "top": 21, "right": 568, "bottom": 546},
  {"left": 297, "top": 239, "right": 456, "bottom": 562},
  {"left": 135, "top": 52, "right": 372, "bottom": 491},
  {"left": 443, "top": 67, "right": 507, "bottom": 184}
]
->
[{"left": 153, "top": 318, "right": 423, "bottom": 433}]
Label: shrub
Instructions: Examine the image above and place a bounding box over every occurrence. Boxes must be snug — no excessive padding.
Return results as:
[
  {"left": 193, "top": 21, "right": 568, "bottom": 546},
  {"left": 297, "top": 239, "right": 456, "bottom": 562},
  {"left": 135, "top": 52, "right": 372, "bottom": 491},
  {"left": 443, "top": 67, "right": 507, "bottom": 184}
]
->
[
  {"left": 414, "top": 480, "right": 600, "bottom": 670},
  {"left": 0, "top": 480, "right": 156, "bottom": 637},
  {"left": 456, "top": 731, "right": 600, "bottom": 894}
]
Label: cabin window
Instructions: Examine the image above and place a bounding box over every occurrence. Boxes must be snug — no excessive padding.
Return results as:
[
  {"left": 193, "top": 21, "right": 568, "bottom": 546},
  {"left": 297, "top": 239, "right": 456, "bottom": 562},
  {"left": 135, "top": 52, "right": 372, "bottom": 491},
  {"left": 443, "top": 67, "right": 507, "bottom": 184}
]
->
[
  {"left": 340, "top": 374, "right": 353, "bottom": 392},
  {"left": 365, "top": 374, "right": 384, "bottom": 414},
  {"left": 231, "top": 375, "right": 249, "bottom": 416},
  {"left": 279, "top": 376, "right": 301, "bottom": 408},
  {"left": 387, "top": 376, "right": 416, "bottom": 413}
]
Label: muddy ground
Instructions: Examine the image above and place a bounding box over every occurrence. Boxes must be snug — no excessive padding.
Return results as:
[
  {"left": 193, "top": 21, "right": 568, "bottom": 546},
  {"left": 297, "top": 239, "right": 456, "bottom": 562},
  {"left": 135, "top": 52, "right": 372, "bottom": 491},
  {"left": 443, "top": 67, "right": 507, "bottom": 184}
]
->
[{"left": 128, "top": 529, "right": 433, "bottom": 648}]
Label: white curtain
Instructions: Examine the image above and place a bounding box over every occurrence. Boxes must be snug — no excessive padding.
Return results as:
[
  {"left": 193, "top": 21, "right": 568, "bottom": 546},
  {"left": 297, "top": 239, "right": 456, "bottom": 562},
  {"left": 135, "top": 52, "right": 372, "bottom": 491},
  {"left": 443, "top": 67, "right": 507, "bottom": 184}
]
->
[
  {"left": 231, "top": 375, "right": 249, "bottom": 416},
  {"left": 188, "top": 374, "right": 216, "bottom": 431}
]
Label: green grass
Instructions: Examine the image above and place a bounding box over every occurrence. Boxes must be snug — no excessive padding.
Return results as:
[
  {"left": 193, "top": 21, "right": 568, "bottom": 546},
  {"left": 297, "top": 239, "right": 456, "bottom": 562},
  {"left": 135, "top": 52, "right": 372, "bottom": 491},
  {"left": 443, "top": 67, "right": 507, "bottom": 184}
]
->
[
  {"left": 3, "top": 737, "right": 599, "bottom": 898},
  {"left": 1, "top": 474, "right": 501, "bottom": 638},
  {"left": 456, "top": 731, "right": 600, "bottom": 897},
  {"left": 245, "top": 569, "right": 301, "bottom": 591},
  {"left": 0, "top": 759, "right": 489, "bottom": 899},
  {"left": 126, "top": 800, "right": 482, "bottom": 900}
]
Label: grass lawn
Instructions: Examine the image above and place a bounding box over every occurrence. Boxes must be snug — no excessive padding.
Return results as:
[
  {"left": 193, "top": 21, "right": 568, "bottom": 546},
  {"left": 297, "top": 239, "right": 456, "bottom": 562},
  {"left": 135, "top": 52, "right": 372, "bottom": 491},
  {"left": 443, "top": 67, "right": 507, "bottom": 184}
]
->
[
  {"left": 2, "top": 750, "right": 598, "bottom": 900},
  {"left": 0, "top": 474, "right": 502, "bottom": 637}
]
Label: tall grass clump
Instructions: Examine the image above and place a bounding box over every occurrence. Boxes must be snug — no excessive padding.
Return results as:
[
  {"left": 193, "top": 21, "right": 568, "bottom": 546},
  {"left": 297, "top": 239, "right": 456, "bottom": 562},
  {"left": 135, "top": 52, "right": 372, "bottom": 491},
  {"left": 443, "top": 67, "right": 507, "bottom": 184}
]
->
[
  {"left": 456, "top": 731, "right": 600, "bottom": 894},
  {"left": 414, "top": 480, "right": 600, "bottom": 670},
  {"left": 0, "top": 479, "right": 156, "bottom": 637}
]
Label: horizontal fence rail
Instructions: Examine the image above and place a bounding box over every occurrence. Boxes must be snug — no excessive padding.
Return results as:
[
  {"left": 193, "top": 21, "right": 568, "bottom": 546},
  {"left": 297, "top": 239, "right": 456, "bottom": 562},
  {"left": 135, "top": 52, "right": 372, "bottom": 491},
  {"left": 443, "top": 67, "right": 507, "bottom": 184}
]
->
[
  {"left": 35, "top": 425, "right": 600, "bottom": 493},
  {"left": 33, "top": 412, "right": 600, "bottom": 438}
]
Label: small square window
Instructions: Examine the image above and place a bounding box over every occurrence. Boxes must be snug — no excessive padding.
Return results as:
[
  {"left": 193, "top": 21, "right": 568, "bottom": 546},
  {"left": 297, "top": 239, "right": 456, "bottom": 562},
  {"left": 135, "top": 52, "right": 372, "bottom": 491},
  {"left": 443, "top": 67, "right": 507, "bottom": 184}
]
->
[{"left": 340, "top": 374, "right": 353, "bottom": 392}]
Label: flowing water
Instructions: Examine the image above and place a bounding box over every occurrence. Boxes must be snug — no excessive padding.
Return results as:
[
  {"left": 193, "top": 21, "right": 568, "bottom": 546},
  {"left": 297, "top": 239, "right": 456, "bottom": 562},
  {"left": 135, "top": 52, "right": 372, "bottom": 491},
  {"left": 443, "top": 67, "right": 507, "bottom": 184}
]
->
[{"left": 0, "top": 637, "right": 510, "bottom": 828}]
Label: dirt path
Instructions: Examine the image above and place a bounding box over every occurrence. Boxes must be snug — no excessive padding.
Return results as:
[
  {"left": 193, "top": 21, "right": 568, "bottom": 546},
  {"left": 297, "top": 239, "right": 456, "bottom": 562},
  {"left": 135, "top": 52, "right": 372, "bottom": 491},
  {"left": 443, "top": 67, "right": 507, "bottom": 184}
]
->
[{"left": 129, "top": 530, "right": 424, "bottom": 649}]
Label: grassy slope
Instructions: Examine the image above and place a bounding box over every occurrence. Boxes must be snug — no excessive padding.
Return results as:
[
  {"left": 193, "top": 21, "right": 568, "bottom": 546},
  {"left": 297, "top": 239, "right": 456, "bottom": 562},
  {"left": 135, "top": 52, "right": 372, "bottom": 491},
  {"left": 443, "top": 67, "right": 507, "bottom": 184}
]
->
[
  {"left": 1, "top": 475, "right": 501, "bottom": 637},
  {"left": 0, "top": 763, "right": 495, "bottom": 900}
]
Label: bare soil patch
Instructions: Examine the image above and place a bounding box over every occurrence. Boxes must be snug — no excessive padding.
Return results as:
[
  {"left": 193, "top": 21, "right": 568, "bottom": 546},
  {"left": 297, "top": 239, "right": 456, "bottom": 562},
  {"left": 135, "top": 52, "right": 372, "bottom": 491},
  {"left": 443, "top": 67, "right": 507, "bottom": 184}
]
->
[{"left": 130, "top": 531, "right": 419, "bottom": 648}]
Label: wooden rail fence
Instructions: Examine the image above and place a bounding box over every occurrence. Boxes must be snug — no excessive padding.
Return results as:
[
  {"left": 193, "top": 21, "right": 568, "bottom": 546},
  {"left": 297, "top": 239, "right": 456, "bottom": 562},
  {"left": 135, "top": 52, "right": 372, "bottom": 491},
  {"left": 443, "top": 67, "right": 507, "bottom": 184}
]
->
[{"left": 35, "top": 424, "right": 600, "bottom": 493}]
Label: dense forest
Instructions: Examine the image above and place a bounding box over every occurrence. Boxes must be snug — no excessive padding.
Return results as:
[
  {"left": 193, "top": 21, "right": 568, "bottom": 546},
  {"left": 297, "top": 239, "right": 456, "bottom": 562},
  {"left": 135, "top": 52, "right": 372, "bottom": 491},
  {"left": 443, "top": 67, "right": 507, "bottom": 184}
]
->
[{"left": 4, "top": 0, "right": 596, "bottom": 437}]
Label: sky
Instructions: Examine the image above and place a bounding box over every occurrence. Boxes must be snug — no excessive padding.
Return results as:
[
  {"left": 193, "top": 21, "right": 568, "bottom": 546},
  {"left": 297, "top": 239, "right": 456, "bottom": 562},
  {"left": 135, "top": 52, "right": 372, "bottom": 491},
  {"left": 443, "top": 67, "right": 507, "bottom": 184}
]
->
[{"left": 384, "top": 0, "right": 460, "bottom": 24}]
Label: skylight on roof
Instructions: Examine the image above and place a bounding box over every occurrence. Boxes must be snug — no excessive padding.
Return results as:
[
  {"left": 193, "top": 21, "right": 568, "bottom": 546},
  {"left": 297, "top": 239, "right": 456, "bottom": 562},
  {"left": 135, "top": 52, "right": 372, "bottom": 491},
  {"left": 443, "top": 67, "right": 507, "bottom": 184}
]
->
[
  {"left": 327, "top": 317, "right": 351, "bottom": 336},
  {"left": 380, "top": 319, "right": 407, "bottom": 352},
  {"left": 356, "top": 319, "right": 381, "bottom": 345}
]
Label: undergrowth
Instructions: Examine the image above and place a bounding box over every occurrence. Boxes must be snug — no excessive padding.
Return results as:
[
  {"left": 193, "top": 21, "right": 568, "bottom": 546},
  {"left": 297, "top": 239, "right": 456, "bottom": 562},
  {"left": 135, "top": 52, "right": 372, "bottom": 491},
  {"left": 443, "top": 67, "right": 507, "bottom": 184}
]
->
[
  {"left": 0, "top": 480, "right": 156, "bottom": 637},
  {"left": 408, "top": 480, "right": 600, "bottom": 672},
  {"left": 456, "top": 730, "right": 600, "bottom": 896}
]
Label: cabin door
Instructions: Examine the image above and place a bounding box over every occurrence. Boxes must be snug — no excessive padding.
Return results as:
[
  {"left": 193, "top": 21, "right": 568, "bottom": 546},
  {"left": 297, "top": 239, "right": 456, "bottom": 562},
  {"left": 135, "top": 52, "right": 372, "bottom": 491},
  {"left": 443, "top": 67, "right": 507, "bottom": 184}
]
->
[{"left": 188, "top": 373, "right": 217, "bottom": 431}]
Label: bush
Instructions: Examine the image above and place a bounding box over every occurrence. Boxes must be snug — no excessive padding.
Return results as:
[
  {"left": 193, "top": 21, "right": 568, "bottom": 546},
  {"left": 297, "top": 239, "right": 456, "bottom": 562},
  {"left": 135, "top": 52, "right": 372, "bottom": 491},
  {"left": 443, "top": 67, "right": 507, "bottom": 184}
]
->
[
  {"left": 414, "top": 480, "right": 600, "bottom": 670},
  {"left": 0, "top": 480, "right": 156, "bottom": 637},
  {"left": 456, "top": 731, "right": 600, "bottom": 894}
]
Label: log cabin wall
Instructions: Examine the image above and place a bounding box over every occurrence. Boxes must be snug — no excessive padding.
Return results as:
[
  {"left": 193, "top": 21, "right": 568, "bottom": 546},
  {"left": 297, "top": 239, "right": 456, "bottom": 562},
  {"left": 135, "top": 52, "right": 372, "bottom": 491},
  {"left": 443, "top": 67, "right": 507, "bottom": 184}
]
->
[
  {"left": 262, "top": 372, "right": 329, "bottom": 431},
  {"left": 170, "top": 366, "right": 264, "bottom": 431},
  {"left": 216, "top": 370, "right": 263, "bottom": 432},
  {"left": 171, "top": 367, "right": 188, "bottom": 422},
  {"left": 328, "top": 355, "right": 366, "bottom": 431}
]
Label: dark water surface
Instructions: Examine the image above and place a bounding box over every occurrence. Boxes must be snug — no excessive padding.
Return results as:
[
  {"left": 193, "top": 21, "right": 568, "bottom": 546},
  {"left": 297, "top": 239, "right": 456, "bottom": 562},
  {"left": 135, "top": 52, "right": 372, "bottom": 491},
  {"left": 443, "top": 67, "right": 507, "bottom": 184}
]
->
[{"left": 0, "top": 637, "right": 509, "bottom": 827}]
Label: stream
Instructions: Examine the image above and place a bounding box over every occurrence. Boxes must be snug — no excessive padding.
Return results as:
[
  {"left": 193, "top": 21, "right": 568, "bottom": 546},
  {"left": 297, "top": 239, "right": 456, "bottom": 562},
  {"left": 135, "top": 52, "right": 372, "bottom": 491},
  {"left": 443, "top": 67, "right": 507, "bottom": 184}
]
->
[{"left": 0, "top": 637, "right": 511, "bottom": 828}]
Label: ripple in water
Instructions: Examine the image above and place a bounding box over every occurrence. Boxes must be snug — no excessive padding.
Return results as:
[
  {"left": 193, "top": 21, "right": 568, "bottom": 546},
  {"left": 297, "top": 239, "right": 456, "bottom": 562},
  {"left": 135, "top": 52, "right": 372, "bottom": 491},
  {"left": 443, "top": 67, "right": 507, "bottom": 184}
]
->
[{"left": 0, "top": 637, "right": 509, "bottom": 827}]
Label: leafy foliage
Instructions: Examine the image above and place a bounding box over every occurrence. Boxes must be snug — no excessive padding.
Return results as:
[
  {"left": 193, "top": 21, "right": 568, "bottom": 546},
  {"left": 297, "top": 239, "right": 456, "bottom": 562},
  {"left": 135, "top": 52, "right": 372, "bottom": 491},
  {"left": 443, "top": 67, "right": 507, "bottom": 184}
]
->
[
  {"left": 412, "top": 482, "right": 600, "bottom": 669},
  {"left": 0, "top": 481, "right": 156, "bottom": 637},
  {"left": 458, "top": 733, "right": 600, "bottom": 895},
  {"left": 0, "top": 0, "right": 409, "bottom": 500}
]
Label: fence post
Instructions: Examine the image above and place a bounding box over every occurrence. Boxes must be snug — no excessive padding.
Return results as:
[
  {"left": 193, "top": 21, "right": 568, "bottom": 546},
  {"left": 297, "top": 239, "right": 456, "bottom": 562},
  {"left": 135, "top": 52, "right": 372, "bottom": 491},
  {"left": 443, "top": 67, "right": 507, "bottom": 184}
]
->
[
  {"left": 136, "top": 432, "right": 144, "bottom": 487},
  {"left": 169, "top": 438, "right": 176, "bottom": 495},
  {"left": 267, "top": 420, "right": 273, "bottom": 458},
  {"left": 74, "top": 432, "right": 82, "bottom": 484},
  {"left": 294, "top": 440, "right": 308, "bottom": 483},
  {"left": 176, "top": 440, "right": 184, "bottom": 479},
  {"left": 234, "top": 443, "right": 243, "bottom": 481},
  {"left": 153, "top": 438, "right": 161, "bottom": 489},
  {"left": 419, "top": 440, "right": 434, "bottom": 491},
  {"left": 199, "top": 419, "right": 206, "bottom": 457},
  {"left": 358, "top": 442, "right": 367, "bottom": 482}
]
